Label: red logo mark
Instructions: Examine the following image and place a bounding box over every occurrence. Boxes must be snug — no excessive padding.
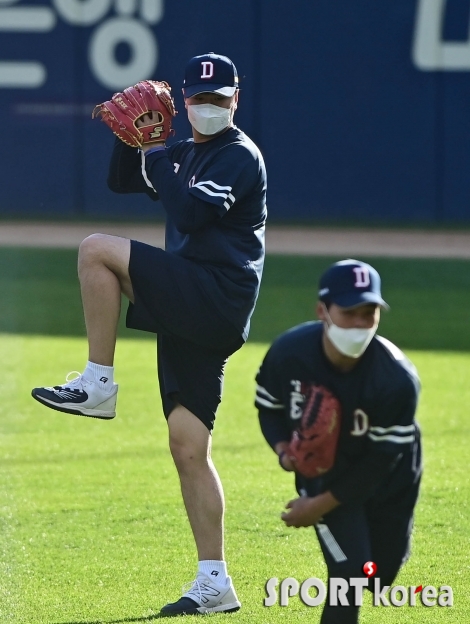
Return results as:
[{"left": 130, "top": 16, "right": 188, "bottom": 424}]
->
[
  {"left": 415, "top": 585, "right": 423, "bottom": 593},
  {"left": 362, "top": 561, "right": 377, "bottom": 578}
]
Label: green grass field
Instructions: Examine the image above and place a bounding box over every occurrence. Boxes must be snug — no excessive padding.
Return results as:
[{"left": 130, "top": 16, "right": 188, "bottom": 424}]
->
[{"left": 1, "top": 250, "right": 469, "bottom": 623}]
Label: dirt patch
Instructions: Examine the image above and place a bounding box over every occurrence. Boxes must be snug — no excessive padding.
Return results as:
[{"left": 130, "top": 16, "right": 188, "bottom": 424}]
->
[{"left": 1, "top": 222, "right": 470, "bottom": 258}]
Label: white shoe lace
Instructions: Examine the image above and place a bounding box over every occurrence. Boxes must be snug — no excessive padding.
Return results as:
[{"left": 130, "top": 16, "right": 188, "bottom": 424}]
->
[
  {"left": 62, "top": 371, "right": 90, "bottom": 391},
  {"left": 182, "top": 578, "right": 203, "bottom": 603}
]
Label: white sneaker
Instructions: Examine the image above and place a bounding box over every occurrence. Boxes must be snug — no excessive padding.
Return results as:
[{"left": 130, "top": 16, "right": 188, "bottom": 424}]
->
[
  {"left": 160, "top": 573, "right": 241, "bottom": 616},
  {"left": 31, "top": 372, "right": 118, "bottom": 420}
]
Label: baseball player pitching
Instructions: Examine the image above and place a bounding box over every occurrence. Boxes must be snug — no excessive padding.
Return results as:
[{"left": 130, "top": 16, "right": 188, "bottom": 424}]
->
[
  {"left": 31, "top": 53, "right": 267, "bottom": 616},
  {"left": 255, "top": 259, "right": 422, "bottom": 624}
]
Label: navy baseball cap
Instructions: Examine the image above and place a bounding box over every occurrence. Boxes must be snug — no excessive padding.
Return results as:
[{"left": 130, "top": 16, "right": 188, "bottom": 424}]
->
[
  {"left": 318, "top": 259, "right": 389, "bottom": 309},
  {"left": 183, "top": 53, "right": 238, "bottom": 98}
]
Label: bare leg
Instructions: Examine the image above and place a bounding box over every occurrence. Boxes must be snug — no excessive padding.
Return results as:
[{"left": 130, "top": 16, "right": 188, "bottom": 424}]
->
[
  {"left": 168, "top": 404, "right": 224, "bottom": 560},
  {"left": 78, "top": 234, "right": 134, "bottom": 366}
]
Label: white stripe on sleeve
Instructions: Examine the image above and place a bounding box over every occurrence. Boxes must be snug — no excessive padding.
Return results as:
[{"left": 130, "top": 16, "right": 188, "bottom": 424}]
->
[
  {"left": 256, "top": 384, "right": 280, "bottom": 402},
  {"left": 193, "top": 185, "right": 229, "bottom": 199},
  {"left": 194, "top": 180, "right": 232, "bottom": 191},
  {"left": 192, "top": 180, "right": 236, "bottom": 210},
  {"left": 368, "top": 423, "right": 415, "bottom": 444},
  {"left": 368, "top": 432, "right": 415, "bottom": 444},
  {"left": 255, "top": 384, "right": 284, "bottom": 410},
  {"left": 369, "top": 424, "right": 415, "bottom": 434},
  {"left": 255, "top": 396, "right": 285, "bottom": 410}
]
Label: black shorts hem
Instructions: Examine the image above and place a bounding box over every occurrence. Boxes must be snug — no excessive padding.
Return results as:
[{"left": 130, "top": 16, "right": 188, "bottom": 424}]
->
[{"left": 157, "top": 333, "right": 230, "bottom": 432}]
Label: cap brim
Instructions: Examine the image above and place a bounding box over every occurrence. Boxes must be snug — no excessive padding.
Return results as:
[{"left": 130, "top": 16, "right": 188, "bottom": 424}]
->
[
  {"left": 183, "top": 84, "right": 237, "bottom": 98},
  {"left": 330, "top": 292, "right": 390, "bottom": 310}
]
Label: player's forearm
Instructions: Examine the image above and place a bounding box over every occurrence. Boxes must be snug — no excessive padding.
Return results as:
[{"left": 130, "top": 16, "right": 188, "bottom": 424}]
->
[
  {"left": 107, "top": 138, "right": 152, "bottom": 195},
  {"left": 281, "top": 491, "right": 341, "bottom": 527},
  {"left": 144, "top": 151, "right": 219, "bottom": 233},
  {"left": 313, "top": 491, "right": 341, "bottom": 517},
  {"left": 258, "top": 410, "right": 292, "bottom": 451}
]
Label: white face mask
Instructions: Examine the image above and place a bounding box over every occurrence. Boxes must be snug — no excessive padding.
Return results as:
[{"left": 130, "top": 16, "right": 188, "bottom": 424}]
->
[
  {"left": 187, "top": 103, "right": 231, "bottom": 135},
  {"left": 323, "top": 306, "right": 378, "bottom": 358}
]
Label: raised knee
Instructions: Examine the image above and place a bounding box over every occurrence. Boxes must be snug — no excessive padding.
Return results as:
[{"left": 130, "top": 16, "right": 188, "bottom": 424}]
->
[
  {"left": 79, "top": 233, "right": 107, "bottom": 258},
  {"left": 78, "top": 234, "right": 118, "bottom": 274},
  {"left": 78, "top": 233, "right": 106, "bottom": 265}
]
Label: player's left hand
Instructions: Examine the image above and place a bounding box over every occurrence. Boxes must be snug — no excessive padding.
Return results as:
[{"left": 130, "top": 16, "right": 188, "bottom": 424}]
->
[
  {"left": 281, "top": 491, "right": 340, "bottom": 528},
  {"left": 92, "top": 80, "right": 176, "bottom": 148},
  {"left": 136, "top": 112, "right": 166, "bottom": 152}
]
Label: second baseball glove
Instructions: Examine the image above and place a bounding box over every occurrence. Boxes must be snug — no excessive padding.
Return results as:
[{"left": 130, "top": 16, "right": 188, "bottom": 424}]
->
[
  {"left": 92, "top": 80, "right": 177, "bottom": 148},
  {"left": 288, "top": 384, "right": 342, "bottom": 478}
]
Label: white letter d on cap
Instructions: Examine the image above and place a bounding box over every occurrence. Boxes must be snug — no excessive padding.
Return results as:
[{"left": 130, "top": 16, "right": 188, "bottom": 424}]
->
[
  {"left": 201, "top": 61, "right": 214, "bottom": 78},
  {"left": 353, "top": 267, "right": 370, "bottom": 288}
]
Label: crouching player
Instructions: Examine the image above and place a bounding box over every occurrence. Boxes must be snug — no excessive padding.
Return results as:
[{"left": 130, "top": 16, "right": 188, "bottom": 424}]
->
[{"left": 255, "top": 259, "right": 422, "bottom": 624}]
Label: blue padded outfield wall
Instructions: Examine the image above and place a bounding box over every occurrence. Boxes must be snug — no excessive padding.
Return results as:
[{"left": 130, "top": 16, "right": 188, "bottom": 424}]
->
[{"left": 1, "top": 0, "right": 470, "bottom": 222}]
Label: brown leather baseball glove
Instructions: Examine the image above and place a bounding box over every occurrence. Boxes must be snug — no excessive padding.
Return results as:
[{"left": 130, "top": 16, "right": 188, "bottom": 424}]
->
[
  {"left": 288, "top": 384, "right": 342, "bottom": 478},
  {"left": 92, "top": 80, "right": 177, "bottom": 148}
]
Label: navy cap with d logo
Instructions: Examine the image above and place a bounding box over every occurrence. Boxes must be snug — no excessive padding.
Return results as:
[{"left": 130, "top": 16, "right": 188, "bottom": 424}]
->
[
  {"left": 318, "top": 259, "right": 389, "bottom": 309},
  {"left": 183, "top": 53, "right": 238, "bottom": 98}
]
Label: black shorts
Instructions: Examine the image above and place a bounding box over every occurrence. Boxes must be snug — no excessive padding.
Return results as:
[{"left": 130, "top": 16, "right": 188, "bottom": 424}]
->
[
  {"left": 156, "top": 333, "right": 232, "bottom": 430},
  {"left": 126, "top": 240, "right": 244, "bottom": 430}
]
